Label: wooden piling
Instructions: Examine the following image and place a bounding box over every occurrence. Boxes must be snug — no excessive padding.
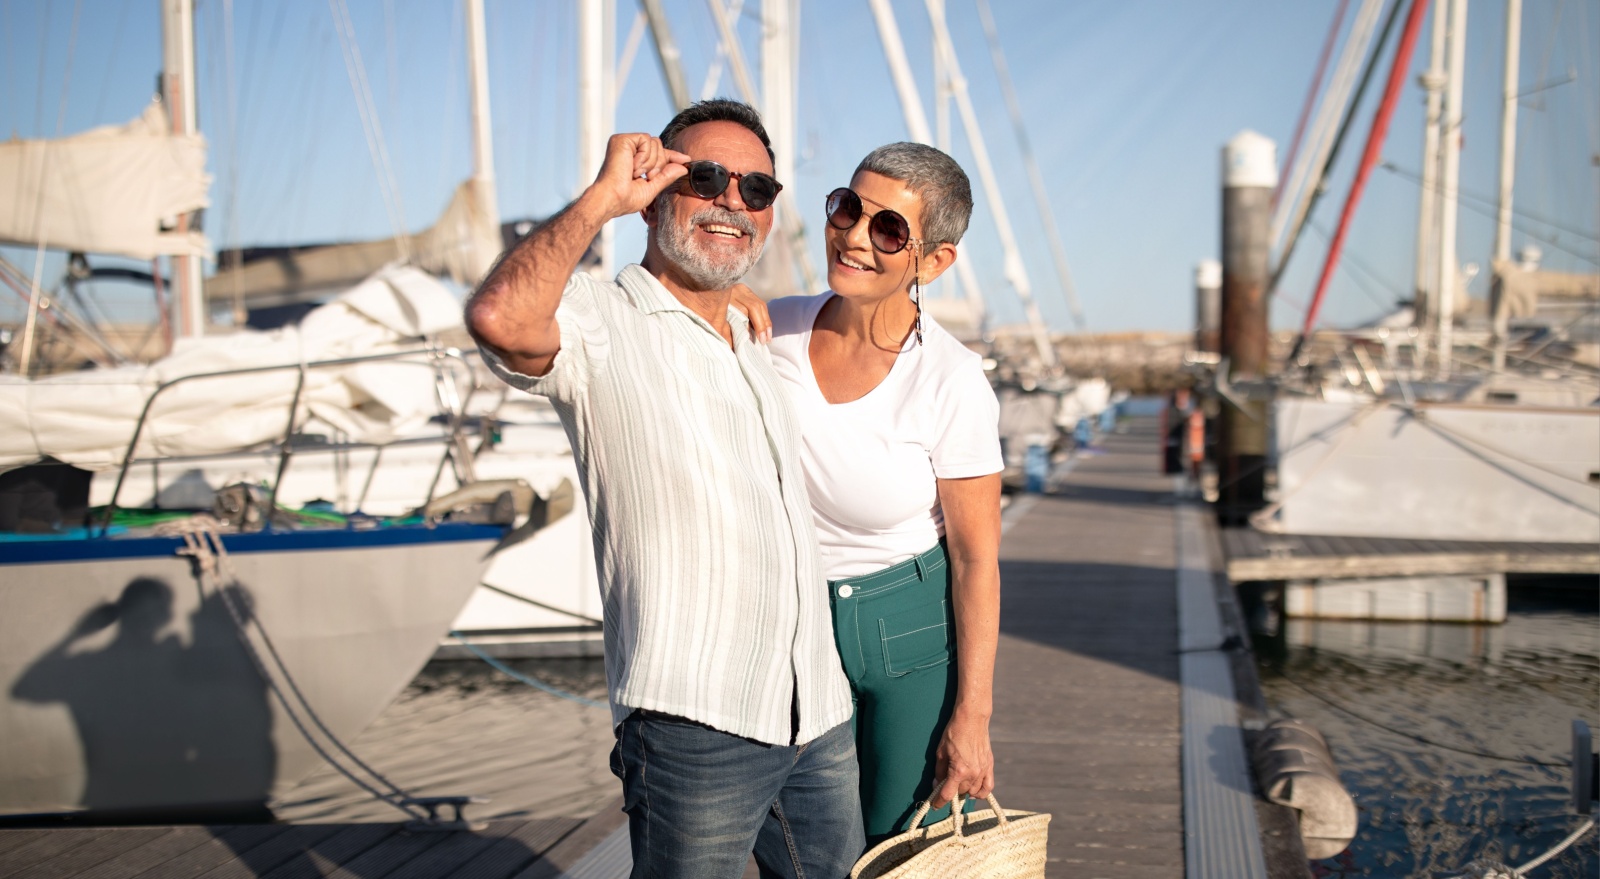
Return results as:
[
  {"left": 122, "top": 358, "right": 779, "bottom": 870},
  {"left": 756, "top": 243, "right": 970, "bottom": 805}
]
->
[{"left": 1218, "top": 132, "right": 1276, "bottom": 525}]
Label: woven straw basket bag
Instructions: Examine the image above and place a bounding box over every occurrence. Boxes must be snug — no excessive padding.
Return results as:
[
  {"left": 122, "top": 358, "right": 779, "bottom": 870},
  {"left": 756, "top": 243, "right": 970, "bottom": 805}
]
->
[{"left": 850, "top": 793, "right": 1051, "bottom": 879}]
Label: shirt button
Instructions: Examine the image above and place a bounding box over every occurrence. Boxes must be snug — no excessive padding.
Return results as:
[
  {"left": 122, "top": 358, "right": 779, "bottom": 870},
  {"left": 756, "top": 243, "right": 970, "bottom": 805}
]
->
[{"left": 837, "top": 585, "right": 854, "bottom": 598}]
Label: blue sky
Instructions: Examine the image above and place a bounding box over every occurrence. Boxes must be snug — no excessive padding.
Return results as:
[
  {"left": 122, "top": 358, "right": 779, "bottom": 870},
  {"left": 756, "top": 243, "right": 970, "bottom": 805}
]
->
[{"left": 2, "top": 0, "right": 1596, "bottom": 334}]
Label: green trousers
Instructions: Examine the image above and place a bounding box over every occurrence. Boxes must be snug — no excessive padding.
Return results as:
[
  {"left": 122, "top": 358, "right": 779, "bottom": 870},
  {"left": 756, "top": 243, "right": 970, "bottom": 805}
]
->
[{"left": 829, "top": 541, "right": 973, "bottom": 845}]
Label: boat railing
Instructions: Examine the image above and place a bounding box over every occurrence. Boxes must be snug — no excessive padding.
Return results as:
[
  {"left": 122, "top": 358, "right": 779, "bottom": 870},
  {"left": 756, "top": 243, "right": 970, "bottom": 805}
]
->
[{"left": 101, "top": 345, "right": 479, "bottom": 533}]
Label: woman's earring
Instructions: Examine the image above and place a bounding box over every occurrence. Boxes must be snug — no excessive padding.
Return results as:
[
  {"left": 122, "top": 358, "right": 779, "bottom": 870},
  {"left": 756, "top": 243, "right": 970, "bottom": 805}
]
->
[{"left": 913, "top": 253, "right": 924, "bottom": 347}]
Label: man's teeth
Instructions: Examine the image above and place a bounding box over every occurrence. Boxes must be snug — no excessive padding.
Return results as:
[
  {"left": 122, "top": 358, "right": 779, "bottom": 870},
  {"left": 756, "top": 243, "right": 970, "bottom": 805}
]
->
[
  {"left": 703, "top": 224, "right": 744, "bottom": 238},
  {"left": 838, "top": 253, "right": 872, "bottom": 271}
]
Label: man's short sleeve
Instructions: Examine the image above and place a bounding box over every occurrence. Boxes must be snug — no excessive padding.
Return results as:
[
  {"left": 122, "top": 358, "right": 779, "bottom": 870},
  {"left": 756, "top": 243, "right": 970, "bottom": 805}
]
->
[
  {"left": 930, "top": 361, "right": 1004, "bottom": 480},
  {"left": 478, "top": 273, "right": 610, "bottom": 404}
]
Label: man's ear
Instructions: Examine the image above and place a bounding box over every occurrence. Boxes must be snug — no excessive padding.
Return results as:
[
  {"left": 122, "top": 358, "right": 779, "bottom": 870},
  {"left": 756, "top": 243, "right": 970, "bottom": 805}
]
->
[{"left": 641, "top": 199, "right": 660, "bottom": 228}]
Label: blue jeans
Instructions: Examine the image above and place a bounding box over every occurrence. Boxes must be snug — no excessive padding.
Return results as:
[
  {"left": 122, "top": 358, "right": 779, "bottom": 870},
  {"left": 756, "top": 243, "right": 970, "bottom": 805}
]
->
[{"left": 610, "top": 709, "right": 864, "bottom": 879}]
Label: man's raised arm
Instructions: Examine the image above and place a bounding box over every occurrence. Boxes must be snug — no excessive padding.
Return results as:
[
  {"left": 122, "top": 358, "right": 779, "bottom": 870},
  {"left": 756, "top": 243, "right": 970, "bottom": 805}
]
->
[{"left": 464, "top": 133, "right": 689, "bottom": 377}]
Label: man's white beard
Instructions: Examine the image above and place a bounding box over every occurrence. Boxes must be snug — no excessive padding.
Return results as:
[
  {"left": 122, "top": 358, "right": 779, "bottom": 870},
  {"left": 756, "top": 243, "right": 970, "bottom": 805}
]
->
[{"left": 654, "top": 195, "right": 765, "bottom": 291}]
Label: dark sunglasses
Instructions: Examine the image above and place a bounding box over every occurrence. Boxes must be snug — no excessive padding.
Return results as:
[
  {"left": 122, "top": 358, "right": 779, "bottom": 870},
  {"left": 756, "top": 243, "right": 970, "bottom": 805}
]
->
[
  {"left": 825, "top": 187, "right": 918, "bottom": 254},
  {"left": 679, "top": 160, "right": 783, "bottom": 211}
]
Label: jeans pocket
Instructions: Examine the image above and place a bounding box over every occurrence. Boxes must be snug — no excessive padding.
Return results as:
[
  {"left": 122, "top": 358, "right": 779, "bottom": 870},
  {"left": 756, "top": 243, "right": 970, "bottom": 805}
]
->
[
  {"left": 609, "top": 729, "right": 627, "bottom": 781},
  {"left": 878, "top": 599, "right": 953, "bottom": 678}
]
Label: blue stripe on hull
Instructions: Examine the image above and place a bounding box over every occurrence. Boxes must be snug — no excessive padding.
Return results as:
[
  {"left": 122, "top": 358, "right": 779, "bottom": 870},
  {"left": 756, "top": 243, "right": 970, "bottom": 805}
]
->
[{"left": 0, "top": 523, "right": 506, "bottom": 565}]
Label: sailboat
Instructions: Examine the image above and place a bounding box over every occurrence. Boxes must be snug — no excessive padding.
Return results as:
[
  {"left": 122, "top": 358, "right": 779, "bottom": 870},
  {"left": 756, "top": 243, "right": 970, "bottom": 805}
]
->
[
  {"left": 0, "top": 0, "right": 543, "bottom": 820},
  {"left": 1263, "top": 0, "right": 1600, "bottom": 546}
]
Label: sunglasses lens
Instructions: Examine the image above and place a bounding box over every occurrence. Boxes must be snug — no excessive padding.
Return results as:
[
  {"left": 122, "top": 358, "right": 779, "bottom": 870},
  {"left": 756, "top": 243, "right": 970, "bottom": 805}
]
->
[
  {"left": 738, "top": 174, "right": 780, "bottom": 211},
  {"left": 869, "top": 210, "right": 911, "bottom": 254},
  {"left": 825, "top": 188, "right": 861, "bottom": 230},
  {"left": 686, "top": 162, "right": 729, "bottom": 199}
]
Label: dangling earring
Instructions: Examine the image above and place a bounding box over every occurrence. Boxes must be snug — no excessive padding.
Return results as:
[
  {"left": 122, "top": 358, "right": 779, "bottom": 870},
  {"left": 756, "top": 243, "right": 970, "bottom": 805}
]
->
[{"left": 913, "top": 251, "right": 924, "bottom": 347}]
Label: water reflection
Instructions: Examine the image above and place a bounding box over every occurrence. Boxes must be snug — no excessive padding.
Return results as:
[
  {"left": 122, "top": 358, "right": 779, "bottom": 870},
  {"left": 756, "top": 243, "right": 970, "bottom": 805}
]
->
[{"left": 1255, "top": 581, "right": 1599, "bottom": 878}]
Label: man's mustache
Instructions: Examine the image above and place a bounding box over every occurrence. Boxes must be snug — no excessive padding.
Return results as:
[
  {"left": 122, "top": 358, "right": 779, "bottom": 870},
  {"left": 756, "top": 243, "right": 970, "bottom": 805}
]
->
[{"left": 687, "top": 207, "right": 758, "bottom": 238}]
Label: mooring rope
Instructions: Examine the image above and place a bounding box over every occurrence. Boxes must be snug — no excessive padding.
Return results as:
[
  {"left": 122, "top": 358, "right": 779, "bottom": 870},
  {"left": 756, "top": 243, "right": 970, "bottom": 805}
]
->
[
  {"left": 448, "top": 631, "right": 608, "bottom": 709},
  {"left": 170, "top": 518, "right": 426, "bottom": 821}
]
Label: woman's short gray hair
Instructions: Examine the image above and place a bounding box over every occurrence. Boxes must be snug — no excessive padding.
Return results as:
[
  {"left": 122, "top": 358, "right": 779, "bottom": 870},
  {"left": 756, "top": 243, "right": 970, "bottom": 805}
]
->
[{"left": 855, "top": 142, "right": 973, "bottom": 246}]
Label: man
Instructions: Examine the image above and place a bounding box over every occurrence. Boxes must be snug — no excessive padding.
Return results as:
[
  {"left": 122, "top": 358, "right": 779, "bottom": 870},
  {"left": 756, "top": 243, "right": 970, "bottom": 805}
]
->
[{"left": 465, "top": 100, "right": 861, "bottom": 879}]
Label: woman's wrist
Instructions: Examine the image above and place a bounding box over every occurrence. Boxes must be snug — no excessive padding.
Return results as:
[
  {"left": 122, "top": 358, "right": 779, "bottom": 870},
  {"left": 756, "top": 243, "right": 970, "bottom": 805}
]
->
[{"left": 950, "top": 699, "right": 993, "bottom": 723}]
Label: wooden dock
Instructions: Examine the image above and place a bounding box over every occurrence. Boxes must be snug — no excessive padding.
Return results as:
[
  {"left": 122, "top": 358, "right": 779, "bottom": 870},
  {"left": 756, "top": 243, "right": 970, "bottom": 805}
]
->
[
  {"left": 1222, "top": 527, "right": 1600, "bottom": 583},
  {"left": 2, "top": 417, "right": 1305, "bottom": 878}
]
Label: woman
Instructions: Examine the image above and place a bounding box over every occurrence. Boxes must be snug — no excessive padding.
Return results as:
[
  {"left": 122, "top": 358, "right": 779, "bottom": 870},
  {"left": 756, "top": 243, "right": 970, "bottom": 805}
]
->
[{"left": 745, "top": 142, "right": 1002, "bottom": 845}]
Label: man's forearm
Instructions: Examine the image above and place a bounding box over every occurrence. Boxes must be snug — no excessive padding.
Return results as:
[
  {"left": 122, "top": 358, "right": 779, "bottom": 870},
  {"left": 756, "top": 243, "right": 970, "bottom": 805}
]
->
[{"left": 465, "top": 193, "right": 611, "bottom": 373}]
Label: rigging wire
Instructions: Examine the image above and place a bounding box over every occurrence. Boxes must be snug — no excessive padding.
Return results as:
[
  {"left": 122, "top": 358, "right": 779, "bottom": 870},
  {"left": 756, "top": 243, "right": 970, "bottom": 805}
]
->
[
  {"left": 1272, "top": 0, "right": 1390, "bottom": 257},
  {"left": 1306, "top": 220, "right": 1409, "bottom": 311},
  {"left": 88, "top": 0, "right": 132, "bottom": 123},
  {"left": 449, "top": 632, "right": 607, "bottom": 709},
  {"left": 1274, "top": 0, "right": 1353, "bottom": 213},
  {"left": 1297, "top": 0, "right": 1430, "bottom": 346},
  {"left": 328, "top": 0, "right": 411, "bottom": 261},
  {"left": 974, "top": 0, "right": 1087, "bottom": 335},
  {"left": 1377, "top": 163, "right": 1600, "bottom": 266},
  {"left": 1269, "top": 0, "right": 1408, "bottom": 301},
  {"left": 1378, "top": 162, "right": 1599, "bottom": 245}
]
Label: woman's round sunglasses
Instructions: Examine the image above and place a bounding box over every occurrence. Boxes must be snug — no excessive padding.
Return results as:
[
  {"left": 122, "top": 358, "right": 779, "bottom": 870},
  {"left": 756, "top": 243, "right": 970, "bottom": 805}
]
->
[
  {"left": 680, "top": 160, "right": 783, "bottom": 211},
  {"left": 824, "top": 187, "right": 917, "bottom": 254}
]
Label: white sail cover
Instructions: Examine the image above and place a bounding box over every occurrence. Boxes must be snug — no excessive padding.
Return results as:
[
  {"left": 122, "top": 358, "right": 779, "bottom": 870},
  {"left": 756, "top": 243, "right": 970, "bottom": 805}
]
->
[
  {"left": 0, "top": 102, "right": 210, "bottom": 259},
  {"left": 0, "top": 266, "right": 466, "bottom": 471}
]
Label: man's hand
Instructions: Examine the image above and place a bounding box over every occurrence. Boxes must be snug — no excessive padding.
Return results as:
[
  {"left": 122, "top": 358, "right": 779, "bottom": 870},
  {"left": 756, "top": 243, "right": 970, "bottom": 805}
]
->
[
  {"left": 588, "top": 133, "right": 692, "bottom": 220},
  {"left": 728, "top": 283, "right": 772, "bottom": 344},
  {"left": 930, "top": 705, "right": 994, "bottom": 809},
  {"left": 466, "top": 132, "right": 691, "bottom": 378}
]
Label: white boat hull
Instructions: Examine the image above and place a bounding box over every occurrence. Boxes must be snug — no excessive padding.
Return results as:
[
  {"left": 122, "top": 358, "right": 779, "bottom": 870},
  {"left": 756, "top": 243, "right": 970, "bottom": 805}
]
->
[
  {"left": 1273, "top": 398, "right": 1600, "bottom": 543},
  {"left": 0, "top": 524, "right": 500, "bottom": 818},
  {"left": 92, "top": 415, "right": 604, "bottom": 642}
]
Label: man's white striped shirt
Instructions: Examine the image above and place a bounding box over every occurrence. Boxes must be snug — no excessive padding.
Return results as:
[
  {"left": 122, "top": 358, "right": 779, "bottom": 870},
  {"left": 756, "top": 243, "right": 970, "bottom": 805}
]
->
[{"left": 481, "top": 265, "right": 852, "bottom": 745}]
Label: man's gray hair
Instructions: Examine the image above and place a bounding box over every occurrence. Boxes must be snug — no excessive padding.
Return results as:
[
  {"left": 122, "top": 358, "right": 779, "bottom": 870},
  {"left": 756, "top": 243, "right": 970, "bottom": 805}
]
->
[{"left": 854, "top": 142, "right": 973, "bottom": 246}]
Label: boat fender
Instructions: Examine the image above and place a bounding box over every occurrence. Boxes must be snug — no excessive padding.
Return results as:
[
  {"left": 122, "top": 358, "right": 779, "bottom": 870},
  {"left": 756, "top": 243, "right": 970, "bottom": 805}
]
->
[
  {"left": 213, "top": 482, "right": 272, "bottom": 529},
  {"left": 420, "top": 477, "right": 574, "bottom": 539},
  {"left": 1250, "top": 718, "right": 1357, "bottom": 859}
]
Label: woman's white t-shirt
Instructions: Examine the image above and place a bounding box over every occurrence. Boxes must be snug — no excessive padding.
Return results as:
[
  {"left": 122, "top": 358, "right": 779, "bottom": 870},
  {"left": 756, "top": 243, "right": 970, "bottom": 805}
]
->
[{"left": 767, "top": 293, "right": 1003, "bottom": 581}]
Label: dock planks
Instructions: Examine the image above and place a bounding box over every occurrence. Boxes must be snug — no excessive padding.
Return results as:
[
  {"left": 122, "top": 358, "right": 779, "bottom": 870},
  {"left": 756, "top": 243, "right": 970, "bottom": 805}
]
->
[{"left": 993, "top": 422, "right": 1186, "bottom": 877}]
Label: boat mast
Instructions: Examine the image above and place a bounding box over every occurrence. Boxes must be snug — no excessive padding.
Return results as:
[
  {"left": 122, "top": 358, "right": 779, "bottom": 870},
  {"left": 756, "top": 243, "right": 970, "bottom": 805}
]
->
[
  {"left": 703, "top": 0, "right": 821, "bottom": 296},
  {"left": 465, "top": 0, "right": 501, "bottom": 281},
  {"left": 1435, "top": 0, "right": 1468, "bottom": 378},
  {"left": 578, "top": 0, "right": 616, "bottom": 277},
  {"left": 638, "top": 0, "right": 691, "bottom": 110},
  {"left": 922, "top": 0, "right": 1057, "bottom": 369},
  {"left": 162, "top": 0, "right": 204, "bottom": 338},
  {"left": 761, "top": 0, "right": 796, "bottom": 194},
  {"left": 1491, "top": 0, "right": 1521, "bottom": 372},
  {"left": 1413, "top": 1, "right": 1448, "bottom": 366},
  {"left": 865, "top": 0, "right": 988, "bottom": 340}
]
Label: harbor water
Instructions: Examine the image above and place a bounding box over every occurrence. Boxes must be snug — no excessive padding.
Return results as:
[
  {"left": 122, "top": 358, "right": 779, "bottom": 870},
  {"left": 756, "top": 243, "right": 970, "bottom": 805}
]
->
[{"left": 1254, "top": 579, "right": 1600, "bottom": 878}]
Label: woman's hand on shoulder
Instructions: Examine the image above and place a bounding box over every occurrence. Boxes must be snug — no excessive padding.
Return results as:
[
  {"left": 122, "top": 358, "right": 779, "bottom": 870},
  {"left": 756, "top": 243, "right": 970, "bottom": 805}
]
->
[
  {"left": 730, "top": 283, "right": 772, "bottom": 344},
  {"left": 931, "top": 704, "right": 994, "bottom": 808}
]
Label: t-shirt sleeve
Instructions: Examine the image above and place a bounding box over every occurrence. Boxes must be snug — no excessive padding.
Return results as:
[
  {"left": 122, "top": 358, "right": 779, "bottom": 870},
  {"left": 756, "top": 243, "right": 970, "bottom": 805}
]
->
[
  {"left": 478, "top": 273, "right": 609, "bottom": 404},
  {"left": 930, "top": 359, "right": 1004, "bottom": 479}
]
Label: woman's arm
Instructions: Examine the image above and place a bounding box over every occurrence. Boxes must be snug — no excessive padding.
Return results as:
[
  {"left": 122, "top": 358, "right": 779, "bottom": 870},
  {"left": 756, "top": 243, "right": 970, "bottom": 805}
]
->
[{"left": 929, "top": 472, "right": 1002, "bottom": 808}]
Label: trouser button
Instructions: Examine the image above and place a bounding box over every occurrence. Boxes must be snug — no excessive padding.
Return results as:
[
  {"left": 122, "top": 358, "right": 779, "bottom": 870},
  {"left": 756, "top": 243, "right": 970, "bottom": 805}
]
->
[{"left": 837, "top": 585, "right": 853, "bottom": 598}]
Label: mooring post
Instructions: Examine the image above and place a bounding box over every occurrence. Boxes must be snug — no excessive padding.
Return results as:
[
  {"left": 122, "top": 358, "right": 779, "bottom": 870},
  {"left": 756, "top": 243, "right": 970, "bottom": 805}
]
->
[
  {"left": 1218, "top": 131, "right": 1277, "bottom": 526},
  {"left": 1195, "top": 259, "right": 1223, "bottom": 355}
]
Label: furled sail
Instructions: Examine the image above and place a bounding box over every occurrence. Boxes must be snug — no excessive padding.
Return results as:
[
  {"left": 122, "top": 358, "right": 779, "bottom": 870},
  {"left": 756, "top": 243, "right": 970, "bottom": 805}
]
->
[
  {"left": 204, "top": 178, "right": 505, "bottom": 306},
  {"left": 0, "top": 102, "right": 210, "bottom": 259}
]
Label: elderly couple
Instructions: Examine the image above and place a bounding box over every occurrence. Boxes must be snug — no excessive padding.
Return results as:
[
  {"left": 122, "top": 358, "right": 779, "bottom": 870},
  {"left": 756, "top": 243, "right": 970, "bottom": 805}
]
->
[{"left": 466, "top": 99, "right": 1001, "bottom": 879}]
